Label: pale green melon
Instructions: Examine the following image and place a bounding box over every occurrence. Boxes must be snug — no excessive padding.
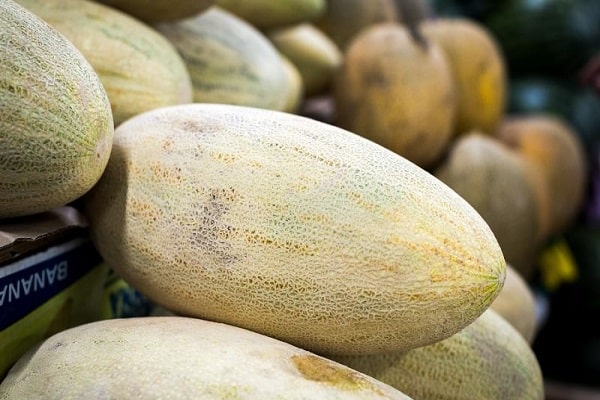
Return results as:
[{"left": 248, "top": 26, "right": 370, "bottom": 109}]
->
[
  {"left": 0, "top": 317, "right": 414, "bottom": 399},
  {"left": 82, "top": 103, "right": 505, "bottom": 356},
  {"left": 16, "top": 0, "right": 193, "bottom": 126},
  {"left": 332, "top": 309, "right": 544, "bottom": 400},
  {"left": 0, "top": 0, "right": 113, "bottom": 218},
  {"left": 157, "top": 7, "right": 289, "bottom": 111}
]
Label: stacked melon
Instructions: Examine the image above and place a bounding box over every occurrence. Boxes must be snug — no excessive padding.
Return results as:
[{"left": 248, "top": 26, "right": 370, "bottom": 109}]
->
[{"left": 1, "top": 1, "right": 545, "bottom": 399}]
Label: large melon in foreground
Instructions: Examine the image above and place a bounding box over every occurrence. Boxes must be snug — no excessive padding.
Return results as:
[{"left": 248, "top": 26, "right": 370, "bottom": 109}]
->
[
  {"left": 0, "top": 317, "right": 413, "bottom": 399},
  {"left": 0, "top": 0, "right": 113, "bottom": 218},
  {"left": 82, "top": 104, "right": 505, "bottom": 356}
]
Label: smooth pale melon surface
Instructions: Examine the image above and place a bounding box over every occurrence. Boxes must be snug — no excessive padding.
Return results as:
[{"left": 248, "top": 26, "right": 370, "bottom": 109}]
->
[
  {"left": 82, "top": 103, "right": 505, "bottom": 355},
  {"left": 15, "top": 0, "right": 193, "bottom": 127},
  {"left": 157, "top": 7, "right": 289, "bottom": 111},
  {"left": 0, "top": 317, "right": 413, "bottom": 399},
  {"left": 93, "top": 0, "right": 216, "bottom": 23},
  {"left": 489, "top": 264, "right": 538, "bottom": 343},
  {"left": 332, "top": 309, "right": 544, "bottom": 400},
  {"left": 0, "top": 0, "right": 113, "bottom": 218}
]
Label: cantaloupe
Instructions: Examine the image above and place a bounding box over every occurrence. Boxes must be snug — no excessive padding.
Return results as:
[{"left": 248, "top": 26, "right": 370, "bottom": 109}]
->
[
  {"left": 334, "top": 23, "right": 455, "bottom": 169},
  {"left": 93, "top": 0, "right": 216, "bottom": 23},
  {"left": 16, "top": 0, "right": 193, "bottom": 126},
  {"left": 157, "top": 7, "right": 290, "bottom": 111},
  {"left": 82, "top": 103, "right": 505, "bottom": 356},
  {"left": 331, "top": 309, "right": 544, "bottom": 400},
  {"left": 0, "top": 0, "right": 113, "bottom": 218},
  {"left": 434, "top": 132, "right": 541, "bottom": 279},
  {"left": 421, "top": 18, "right": 507, "bottom": 137},
  {"left": 0, "top": 317, "right": 413, "bottom": 399},
  {"left": 216, "top": 0, "right": 326, "bottom": 31}
]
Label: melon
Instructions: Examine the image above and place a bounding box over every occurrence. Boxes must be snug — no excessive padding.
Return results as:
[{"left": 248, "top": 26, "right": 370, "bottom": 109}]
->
[
  {"left": 490, "top": 264, "right": 538, "bottom": 343},
  {"left": 0, "top": 317, "right": 413, "bottom": 399},
  {"left": 334, "top": 23, "right": 455, "bottom": 169},
  {"left": 421, "top": 18, "right": 507, "bottom": 137},
  {"left": 269, "top": 23, "right": 343, "bottom": 97},
  {"left": 496, "top": 114, "right": 588, "bottom": 240},
  {"left": 278, "top": 54, "right": 305, "bottom": 113},
  {"left": 82, "top": 103, "right": 505, "bottom": 356},
  {"left": 331, "top": 309, "right": 544, "bottom": 400},
  {"left": 434, "top": 132, "right": 541, "bottom": 279},
  {"left": 216, "top": 0, "right": 326, "bottom": 31},
  {"left": 92, "top": 0, "right": 216, "bottom": 23},
  {"left": 0, "top": 0, "right": 113, "bottom": 218},
  {"left": 315, "top": 0, "right": 398, "bottom": 50},
  {"left": 15, "top": 0, "right": 193, "bottom": 126},
  {"left": 157, "top": 7, "right": 289, "bottom": 111}
]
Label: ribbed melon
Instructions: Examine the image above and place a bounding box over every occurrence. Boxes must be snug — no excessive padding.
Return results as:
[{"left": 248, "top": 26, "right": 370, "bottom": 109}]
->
[
  {"left": 0, "top": 317, "right": 413, "bottom": 399},
  {"left": 0, "top": 0, "right": 113, "bottom": 218},
  {"left": 82, "top": 103, "right": 505, "bottom": 356},
  {"left": 332, "top": 309, "right": 544, "bottom": 400},
  {"left": 16, "top": 0, "right": 193, "bottom": 126},
  {"left": 278, "top": 54, "right": 305, "bottom": 113},
  {"left": 157, "top": 7, "right": 289, "bottom": 111},
  {"left": 93, "top": 0, "right": 216, "bottom": 23}
]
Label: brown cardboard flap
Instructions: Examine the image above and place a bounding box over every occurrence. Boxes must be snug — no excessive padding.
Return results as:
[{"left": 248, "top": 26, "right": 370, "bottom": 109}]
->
[{"left": 0, "top": 206, "right": 89, "bottom": 264}]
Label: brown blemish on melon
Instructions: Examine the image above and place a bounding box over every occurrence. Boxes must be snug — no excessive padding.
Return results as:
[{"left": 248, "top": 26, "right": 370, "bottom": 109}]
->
[{"left": 292, "top": 354, "right": 384, "bottom": 395}]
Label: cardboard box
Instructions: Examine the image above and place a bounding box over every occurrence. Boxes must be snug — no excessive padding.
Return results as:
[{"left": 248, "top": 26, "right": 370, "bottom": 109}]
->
[{"left": 0, "top": 207, "right": 155, "bottom": 378}]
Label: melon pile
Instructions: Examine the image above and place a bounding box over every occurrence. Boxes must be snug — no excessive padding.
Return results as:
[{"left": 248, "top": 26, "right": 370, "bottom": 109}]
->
[{"left": 0, "top": 0, "right": 552, "bottom": 398}]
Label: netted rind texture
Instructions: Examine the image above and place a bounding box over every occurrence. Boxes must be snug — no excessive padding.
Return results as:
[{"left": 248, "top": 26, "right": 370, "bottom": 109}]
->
[
  {"left": 15, "top": 0, "right": 193, "bottom": 126},
  {"left": 0, "top": 0, "right": 113, "bottom": 218},
  {"left": 83, "top": 103, "right": 505, "bottom": 355},
  {"left": 0, "top": 317, "right": 412, "bottom": 399},
  {"left": 332, "top": 309, "right": 544, "bottom": 400}
]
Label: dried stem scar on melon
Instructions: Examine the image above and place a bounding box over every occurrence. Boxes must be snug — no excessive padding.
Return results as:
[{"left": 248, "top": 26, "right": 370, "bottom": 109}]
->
[
  {"left": 82, "top": 104, "right": 506, "bottom": 356},
  {"left": 0, "top": 1, "right": 113, "bottom": 218},
  {"left": 0, "top": 317, "right": 413, "bottom": 399}
]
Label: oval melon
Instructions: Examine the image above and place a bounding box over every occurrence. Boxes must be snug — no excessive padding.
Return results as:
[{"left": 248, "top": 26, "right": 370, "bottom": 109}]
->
[
  {"left": 0, "top": 0, "right": 113, "bottom": 218},
  {"left": 331, "top": 309, "right": 544, "bottom": 400},
  {"left": 434, "top": 132, "right": 541, "bottom": 279},
  {"left": 0, "top": 317, "right": 413, "bottom": 399},
  {"left": 495, "top": 114, "right": 588, "bottom": 240},
  {"left": 315, "top": 0, "right": 398, "bottom": 50},
  {"left": 421, "top": 18, "right": 507, "bottom": 136},
  {"left": 15, "top": 0, "right": 193, "bottom": 127},
  {"left": 334, "top": 23, "right": 455, "bottom": 169},
  {"left": 278, "top": 54, "right": 305, "bottom": 113},
  {"left": 490, "top": 264, "right": 538, "bottom": 343},
  {"left": 269, "top": 23, "right": 343, "bottom": 97},
  {"left": 82, "top": 103, "right": 505, "bottom": 356},
  {"left": 216, "top": 0, "right": 326, "bottom": 31},
  {"left": 93, "top": 0, "right": 216, "bottom": 23},
  {"left": 157, "top": 7, "right": 289, "bottom": 111}
]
